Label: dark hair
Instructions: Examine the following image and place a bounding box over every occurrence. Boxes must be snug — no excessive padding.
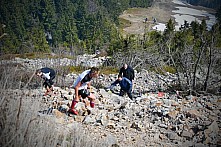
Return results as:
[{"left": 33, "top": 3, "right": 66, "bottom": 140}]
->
[
  {"left": 35, "top": 69, "right": 42, "bottom": 74},
  {"left": 118, "top": 74, "right": 122, "bottom": 78},
  {"left": 90, "top": 67, "right": 99, "bottom": 74}
]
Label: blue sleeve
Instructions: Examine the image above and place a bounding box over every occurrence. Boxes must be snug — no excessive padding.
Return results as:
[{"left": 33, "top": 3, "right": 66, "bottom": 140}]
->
[{"left": 111, "top": 80, "right": 119, "bottom": 87}]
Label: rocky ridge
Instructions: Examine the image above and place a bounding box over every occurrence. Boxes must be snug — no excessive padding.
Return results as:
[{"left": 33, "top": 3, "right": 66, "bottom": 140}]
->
[{"left": 0, "top": 54, "right": 108, "bottom": 70}]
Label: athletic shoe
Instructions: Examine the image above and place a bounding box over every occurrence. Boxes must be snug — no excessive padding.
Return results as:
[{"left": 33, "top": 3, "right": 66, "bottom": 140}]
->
[{"left": 68, "top": 109, "right": 78, "bottom": 115}]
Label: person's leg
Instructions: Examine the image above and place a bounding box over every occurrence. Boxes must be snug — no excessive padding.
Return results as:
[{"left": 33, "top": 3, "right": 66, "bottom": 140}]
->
[
  {"left": 49, "top": 79, "right": 54, "bottom": 90},
  {"left": 43, "top": 80, "right": 52, "bottom": 96},
  {"left": 119, "top": 89, "right": 124, "bottom": 97},
  {"left": 69, "top": 99, "right": 79, "bottom": 115},
  {"left": 87, "top": 92, "right": 96, "bottom": 108},
  {"left": 68, "top": 90, "right": 84, "bottom": 115},
  {"left": 75, "top": 89, "right": 95, "bottom": 108},
  {"left": 80, "top": 89, "right": 90, "bottom": 106},
  {"left": 50, "top": 76, "right": 55, "bottom": 90},
  {"left": 43, "top": 81, "right": 47, "bottom": 88},
  {"left": 127, "top": 91, "right": 133, "bottom": 100}
]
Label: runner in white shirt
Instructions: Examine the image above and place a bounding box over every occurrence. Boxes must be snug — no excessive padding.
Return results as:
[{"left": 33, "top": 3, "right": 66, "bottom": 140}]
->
[{"left": 69, "top": 67, "right": 99, "bottom": 115}]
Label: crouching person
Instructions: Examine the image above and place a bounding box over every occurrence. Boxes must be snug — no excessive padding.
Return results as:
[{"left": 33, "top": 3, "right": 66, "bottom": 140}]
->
[
  {"left": 36, "top": 67, "right": 56, "bottom": 96},
  {"left": 110, "top": 75, "right": 133, "bottom": 100},
  {"left": 69, "top": 67, "right": 100, "bottom": 115}
]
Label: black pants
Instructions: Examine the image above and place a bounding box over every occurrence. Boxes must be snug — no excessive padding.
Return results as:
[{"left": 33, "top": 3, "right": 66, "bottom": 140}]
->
[
  {"left": 43, "top": 76, "right": 55, "bottom": 89},
  {"left": 119, "top": 89, "right": 132, "bottom": 99},
  {"left": 78, "top": 89, "right": 90, "bottom": 99}
]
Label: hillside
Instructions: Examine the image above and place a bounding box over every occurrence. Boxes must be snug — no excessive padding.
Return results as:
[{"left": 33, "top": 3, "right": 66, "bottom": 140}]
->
[
  {"left": 0, "top": 58, "right": 220, "bottom": 146},
  {"left": 0, "top": 0, "right": 153, "bottom": 54}
]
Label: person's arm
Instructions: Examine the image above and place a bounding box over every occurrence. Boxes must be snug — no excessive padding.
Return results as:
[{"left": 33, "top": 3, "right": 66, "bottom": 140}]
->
[
  {"left": 110, "top": 80, "right": 119, "bottom": 89},
  {"left": 112, "top": 80, "right": 119, "bottom": 86},
  {"left": 130, "top": 67, "right": 135, "bottom": 80},
  {"left": 119, "top": 67, "right": 123, "bottom": 76},
  {"left": 49, "top": 69, "right": 56, "bottom": 79},
  {"left": 132, "top": 68, "right": 135, "bottom": 80},
  {"left": 87, "top": 82, "right": 92, "bottom": 92},
  {"left": 74, "top": 81, "right": 81, "bottom": 101}
]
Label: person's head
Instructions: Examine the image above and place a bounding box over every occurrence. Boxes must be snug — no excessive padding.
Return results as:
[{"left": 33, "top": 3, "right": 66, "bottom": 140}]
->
[
  {"left": 90, "top": 67, "right": 100, "bottom": 78},
  {"left": 35, "top": 69, "right": 42, "bottom": 77},
  {"left": 123, "top": 63, "right": 128, "bottom": 69},
  {"left": 117, "top": 75, "right": 123, "bottom": 81}
]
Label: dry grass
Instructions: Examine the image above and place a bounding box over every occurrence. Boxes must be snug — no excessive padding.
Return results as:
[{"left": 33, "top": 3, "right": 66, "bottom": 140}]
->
[
  {"left": 119, "top": 18, "right": 132, "bottom": 28},
  {"left": 99, "top": 66, "right": 119, "bottom": 75}
]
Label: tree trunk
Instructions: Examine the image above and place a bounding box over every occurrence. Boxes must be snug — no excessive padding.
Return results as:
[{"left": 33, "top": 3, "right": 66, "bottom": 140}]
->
[{"left": 192, "top": 37, "right": 206, "bottom": 91}]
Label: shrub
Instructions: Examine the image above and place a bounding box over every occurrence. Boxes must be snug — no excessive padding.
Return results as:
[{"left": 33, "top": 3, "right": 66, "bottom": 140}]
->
[{"left": 149, "top": 65, "right": 176, "bottom": 75}]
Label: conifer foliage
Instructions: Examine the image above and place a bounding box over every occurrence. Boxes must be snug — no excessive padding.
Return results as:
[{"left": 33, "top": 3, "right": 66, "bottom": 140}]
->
[{"left": 0, "top": 0, "right": 152, "bottom": 54}]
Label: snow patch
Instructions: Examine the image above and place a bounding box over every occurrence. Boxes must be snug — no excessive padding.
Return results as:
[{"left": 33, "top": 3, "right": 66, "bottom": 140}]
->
[{"left": 152, "top": 23, "right": 167, "bottom": 32}]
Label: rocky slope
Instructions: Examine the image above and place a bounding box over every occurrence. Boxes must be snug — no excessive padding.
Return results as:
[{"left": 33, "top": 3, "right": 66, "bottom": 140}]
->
[
  {"left": 38, "top": 71, "right": 220, "bottom": 147},
  {"left": 1, "top": 56, "right": 220, "bottom": 146}
]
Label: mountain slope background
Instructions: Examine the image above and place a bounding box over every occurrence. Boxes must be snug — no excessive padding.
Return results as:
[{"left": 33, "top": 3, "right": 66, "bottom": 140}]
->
[
  {"left": 119, "top": 0, "right": 217, "bottom": 36},
  {"left": 184, "top": 0, "right": 221, "bottom": 10},
  {"left": 1, "top": 0, "right": 220, "bottom": 55}
]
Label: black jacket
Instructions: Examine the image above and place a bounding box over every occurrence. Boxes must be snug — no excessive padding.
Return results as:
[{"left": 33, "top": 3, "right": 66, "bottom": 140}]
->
[
  {"left": 119, "top": 65, "right": 134, "bottom": 81},
  {"left": 40, "top": 67, "right": 56, "bottom": 80}
]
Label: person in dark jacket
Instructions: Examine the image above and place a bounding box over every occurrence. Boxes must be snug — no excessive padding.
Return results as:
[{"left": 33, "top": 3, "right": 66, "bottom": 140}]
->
[
  {"left": 36, "top": 67, "right": 56, "bottom": 96},
  {"left": 119, "top": 63, "right": 135, "bottom": 82},
  {"left": 110, "top": 75, "right": 133, "bottom": 99}
]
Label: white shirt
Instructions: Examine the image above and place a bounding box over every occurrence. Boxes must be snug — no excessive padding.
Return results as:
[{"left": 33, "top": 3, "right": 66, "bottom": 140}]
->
[
  {"left": 42, "top": 72, "right": 51, "bottom": 79},
  {"left": 73, "top": 70, "right": 91, "bottom": 90}
]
